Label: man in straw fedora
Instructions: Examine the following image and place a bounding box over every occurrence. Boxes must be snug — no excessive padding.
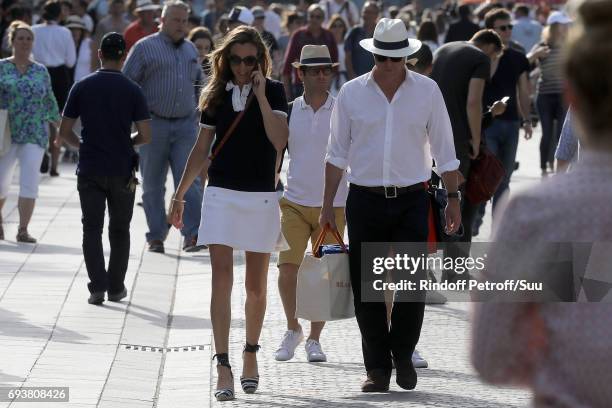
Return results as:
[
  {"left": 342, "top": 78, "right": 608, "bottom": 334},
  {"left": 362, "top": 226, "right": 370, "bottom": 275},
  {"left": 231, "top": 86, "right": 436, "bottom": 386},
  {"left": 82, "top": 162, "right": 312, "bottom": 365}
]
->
[
  {"left": 320, "top": 18, "right": 462, "bottom": 392},
  {"left": 274, "top": 45, "right": 349, "bottom": 364}
]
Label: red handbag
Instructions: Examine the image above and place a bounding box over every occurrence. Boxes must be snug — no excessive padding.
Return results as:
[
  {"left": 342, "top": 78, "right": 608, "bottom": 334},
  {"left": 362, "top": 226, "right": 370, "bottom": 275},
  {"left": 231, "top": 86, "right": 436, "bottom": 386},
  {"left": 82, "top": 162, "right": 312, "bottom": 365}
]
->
[{"left": 465, "top": 147, "right": 506, "bottom": 204}]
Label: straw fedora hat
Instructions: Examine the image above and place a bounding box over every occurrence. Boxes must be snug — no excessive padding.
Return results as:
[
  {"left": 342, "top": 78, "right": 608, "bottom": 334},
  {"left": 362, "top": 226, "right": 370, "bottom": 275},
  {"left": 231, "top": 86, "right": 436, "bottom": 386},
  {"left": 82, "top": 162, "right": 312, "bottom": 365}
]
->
[
  {"left": 291, "top": 45, "right": 340, "bottom": 68},
  {"left": 359, "top": 18, "right": 421, "bottom": 58},
  {"left": 134, "top": 0, "right": 161, "bottom": 13}
]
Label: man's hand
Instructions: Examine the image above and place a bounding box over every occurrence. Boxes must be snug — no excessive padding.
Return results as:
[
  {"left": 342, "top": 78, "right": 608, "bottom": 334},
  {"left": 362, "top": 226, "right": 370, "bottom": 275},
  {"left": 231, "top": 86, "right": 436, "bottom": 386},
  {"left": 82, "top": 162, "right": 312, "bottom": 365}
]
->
[
  {"left": 319, "top": 205, "right": 337, "bottom": 232},
  {"left": 490, "top": 100, "right": 507, "bottom": 117},
  {"left": 444, "top": 199, "right": 461, "bottom": 235},
  {"left": 523, "top": 122, "right": 533, "bottom": 140}
]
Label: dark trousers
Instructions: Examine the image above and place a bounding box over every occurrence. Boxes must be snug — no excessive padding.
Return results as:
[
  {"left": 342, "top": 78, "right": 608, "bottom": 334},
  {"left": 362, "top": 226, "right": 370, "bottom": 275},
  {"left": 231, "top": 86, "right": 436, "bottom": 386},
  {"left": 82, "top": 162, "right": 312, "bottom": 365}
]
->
[
  {"left": 345, "top": 185, "right": 428, "bottom": 372},
  {"left": 536, "top": 93, "right": 568, "bottom": 170},
  {"left": 78, "top": 175, "right": 135, "bottom": 294}
]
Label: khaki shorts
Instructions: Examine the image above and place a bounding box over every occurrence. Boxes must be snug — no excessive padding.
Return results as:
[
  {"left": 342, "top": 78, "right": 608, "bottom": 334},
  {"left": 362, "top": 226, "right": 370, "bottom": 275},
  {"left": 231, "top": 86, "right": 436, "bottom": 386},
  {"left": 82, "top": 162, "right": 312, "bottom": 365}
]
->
[{"left": 278, "top": 197, "right": 346, "bottom": 266}]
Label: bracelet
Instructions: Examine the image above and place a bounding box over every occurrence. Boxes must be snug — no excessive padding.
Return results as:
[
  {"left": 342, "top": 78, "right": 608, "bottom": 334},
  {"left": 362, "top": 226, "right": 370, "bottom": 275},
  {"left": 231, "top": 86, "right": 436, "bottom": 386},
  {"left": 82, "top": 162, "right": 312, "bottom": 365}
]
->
[{"left": 172, "top": 198, "right": 186, "bottom": 203}]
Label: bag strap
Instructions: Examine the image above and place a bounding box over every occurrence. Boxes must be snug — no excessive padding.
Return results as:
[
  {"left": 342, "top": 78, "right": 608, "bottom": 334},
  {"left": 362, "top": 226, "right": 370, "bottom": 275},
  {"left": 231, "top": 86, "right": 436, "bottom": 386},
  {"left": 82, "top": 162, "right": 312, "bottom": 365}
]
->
[
  {"left": 313, "top": 224, "right": 348, "bottom": 258},
  {"left": 208, "top": 91, "right": 255, "bottom": 161}
]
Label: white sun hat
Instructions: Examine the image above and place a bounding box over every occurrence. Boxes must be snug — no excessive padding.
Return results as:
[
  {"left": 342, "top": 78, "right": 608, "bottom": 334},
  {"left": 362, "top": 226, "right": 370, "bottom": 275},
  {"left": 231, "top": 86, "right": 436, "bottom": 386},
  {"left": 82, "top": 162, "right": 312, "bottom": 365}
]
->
[
  {"left": 359, "top": 18, "right": 422, "bottom": 58},
  {"left": 291, "top": 45, "right": 340, "bottom": 68}
]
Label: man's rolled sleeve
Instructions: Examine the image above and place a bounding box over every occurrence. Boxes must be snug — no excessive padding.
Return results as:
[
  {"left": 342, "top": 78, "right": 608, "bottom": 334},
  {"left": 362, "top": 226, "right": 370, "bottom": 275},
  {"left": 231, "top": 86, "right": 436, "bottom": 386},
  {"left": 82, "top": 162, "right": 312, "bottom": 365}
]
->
[
  {"left": 325, "top": 88, "right": 351, "bottom": 170},
  {"left": 427, "top": 84, "right": 460, "bottom": 176}
]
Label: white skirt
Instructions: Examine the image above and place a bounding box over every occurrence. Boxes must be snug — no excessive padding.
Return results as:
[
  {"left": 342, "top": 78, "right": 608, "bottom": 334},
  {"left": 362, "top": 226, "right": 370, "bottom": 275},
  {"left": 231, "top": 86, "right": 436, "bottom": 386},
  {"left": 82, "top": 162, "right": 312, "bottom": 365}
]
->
[{"left": 197, "top": 186, "right": 289, "bottom": 253}]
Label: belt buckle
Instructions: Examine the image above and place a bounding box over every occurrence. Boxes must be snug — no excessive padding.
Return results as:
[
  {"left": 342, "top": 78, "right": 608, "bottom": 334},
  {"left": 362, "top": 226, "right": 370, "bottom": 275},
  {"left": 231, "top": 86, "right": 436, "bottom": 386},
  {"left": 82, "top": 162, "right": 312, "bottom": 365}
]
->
[{"left": 384, "top": 186, "right": 397, "bottom": 199}]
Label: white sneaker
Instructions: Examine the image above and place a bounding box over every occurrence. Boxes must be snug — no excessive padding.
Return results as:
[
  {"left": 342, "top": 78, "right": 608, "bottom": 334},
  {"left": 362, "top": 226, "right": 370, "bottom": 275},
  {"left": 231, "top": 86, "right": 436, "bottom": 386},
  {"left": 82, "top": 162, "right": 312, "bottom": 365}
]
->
[
  {"left": 412, "top": 350, "right": 428, "bottom": 368},
  {"left": 305, "top": 339, "right": 327, "bottom": 362},
  {"left": 274, "top": 328, "right": 304, "bottom": 361}
]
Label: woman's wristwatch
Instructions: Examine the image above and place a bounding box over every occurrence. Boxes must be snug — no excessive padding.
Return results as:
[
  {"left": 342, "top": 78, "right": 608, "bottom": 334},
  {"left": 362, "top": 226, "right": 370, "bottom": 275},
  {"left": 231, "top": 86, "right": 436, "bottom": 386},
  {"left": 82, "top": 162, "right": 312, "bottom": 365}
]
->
[{"left": 521, "top": 118, "right": 531, "bottom": 127}]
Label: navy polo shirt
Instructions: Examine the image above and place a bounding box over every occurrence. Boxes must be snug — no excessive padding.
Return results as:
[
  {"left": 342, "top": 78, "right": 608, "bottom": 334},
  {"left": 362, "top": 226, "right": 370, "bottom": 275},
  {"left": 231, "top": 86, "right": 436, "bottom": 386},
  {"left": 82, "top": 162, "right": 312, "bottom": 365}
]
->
[{"left": 63, "top": 69, "right": 150, "bottom": 176}]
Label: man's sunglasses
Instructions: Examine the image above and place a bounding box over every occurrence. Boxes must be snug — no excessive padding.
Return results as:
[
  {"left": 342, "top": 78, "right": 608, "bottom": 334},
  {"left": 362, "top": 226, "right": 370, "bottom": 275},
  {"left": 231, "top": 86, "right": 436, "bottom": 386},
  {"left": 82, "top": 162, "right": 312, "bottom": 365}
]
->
[
  {"left": 229, "top": 55, "right": 258, "bottom": 67},
  {"left": 495, "top": 24, "right": 513, "bottom": 31},
  {"left": 309, "top": 14, "right": 324, "bottom": 20},
  {"left": 374, "top": 54, "right": 403, "bottom": 63},
  {"left": 302, "top": 66, "right": 333, "bottom": 76}
]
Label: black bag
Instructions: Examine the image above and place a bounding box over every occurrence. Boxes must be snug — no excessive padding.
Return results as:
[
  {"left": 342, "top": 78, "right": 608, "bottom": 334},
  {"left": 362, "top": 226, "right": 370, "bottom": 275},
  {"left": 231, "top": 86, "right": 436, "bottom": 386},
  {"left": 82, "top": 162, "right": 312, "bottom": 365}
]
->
[
  {"left": 40, "top": 152, "right": 49, "bottom": 173},
  {"left": 428, "top": 184, "right": 464, "bottom": 243}
]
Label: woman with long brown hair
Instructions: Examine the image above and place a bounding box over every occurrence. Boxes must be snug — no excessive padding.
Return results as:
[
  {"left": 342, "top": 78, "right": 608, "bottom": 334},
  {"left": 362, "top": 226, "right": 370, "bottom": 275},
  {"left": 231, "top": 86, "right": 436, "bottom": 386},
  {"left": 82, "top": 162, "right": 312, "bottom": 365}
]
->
[{"left": 169, "top": 26, "right": 288, "bottom": 401}]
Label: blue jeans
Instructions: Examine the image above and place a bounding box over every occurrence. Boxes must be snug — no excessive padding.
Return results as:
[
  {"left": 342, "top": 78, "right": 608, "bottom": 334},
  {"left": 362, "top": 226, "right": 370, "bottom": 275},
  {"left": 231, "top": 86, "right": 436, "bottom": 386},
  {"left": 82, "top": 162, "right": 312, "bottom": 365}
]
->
[
  {"left": 140, "top": 114, "right": 202, "bottom": 242},
  {"left": 484, "top": 119, "right": 520, "bottom": 208},
  {"left": 473, "top": 119, "right": 520, "bottom": 232}
]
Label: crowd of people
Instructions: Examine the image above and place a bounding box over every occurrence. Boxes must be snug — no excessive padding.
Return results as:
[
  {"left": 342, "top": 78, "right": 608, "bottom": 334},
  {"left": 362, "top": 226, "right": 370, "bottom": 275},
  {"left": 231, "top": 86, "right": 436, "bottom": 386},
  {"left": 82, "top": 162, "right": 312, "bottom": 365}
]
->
[{"left": 1, "top": 0, "right": 611, "bottom": 406}]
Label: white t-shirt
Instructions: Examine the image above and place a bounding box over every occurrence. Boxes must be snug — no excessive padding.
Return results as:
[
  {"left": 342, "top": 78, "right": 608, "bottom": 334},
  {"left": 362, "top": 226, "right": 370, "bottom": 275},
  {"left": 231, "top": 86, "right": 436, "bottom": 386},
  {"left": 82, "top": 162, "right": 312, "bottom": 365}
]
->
[
  {"left": 74, "top": 37, "right": 92, "bottom": 81},
  {"left": 31, "top": 23, "right": 76, "bottom": 68},
  {"left": 264, "top": 10, "right": 282, "bottom": 40},
  {"left": 319, "top": 0, "right": 360, "bottom": 27},
  {"left": 285, "top": 94, "right": 349, "bottom": 207}
]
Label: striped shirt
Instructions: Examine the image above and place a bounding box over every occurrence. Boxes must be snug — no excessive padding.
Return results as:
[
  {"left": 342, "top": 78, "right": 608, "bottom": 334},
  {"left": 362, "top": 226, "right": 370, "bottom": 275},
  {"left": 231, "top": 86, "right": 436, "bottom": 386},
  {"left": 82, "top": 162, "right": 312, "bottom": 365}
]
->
[
  {"left": 535, "top": 44, "right": 564, "bottom": 95},
  {"left": 122, "top": 32, "right": 203, "bottom": 118}
]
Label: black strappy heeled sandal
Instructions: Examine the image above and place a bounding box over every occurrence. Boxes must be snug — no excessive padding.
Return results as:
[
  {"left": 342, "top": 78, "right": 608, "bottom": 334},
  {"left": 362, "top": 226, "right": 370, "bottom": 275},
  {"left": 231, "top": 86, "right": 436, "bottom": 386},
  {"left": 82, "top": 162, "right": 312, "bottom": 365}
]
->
[
  {"left": 240, "top": 343, "right": 260, "bottom": 394},
  {"left": 213, "top": 353, "right": 235, "bottom": 401}
]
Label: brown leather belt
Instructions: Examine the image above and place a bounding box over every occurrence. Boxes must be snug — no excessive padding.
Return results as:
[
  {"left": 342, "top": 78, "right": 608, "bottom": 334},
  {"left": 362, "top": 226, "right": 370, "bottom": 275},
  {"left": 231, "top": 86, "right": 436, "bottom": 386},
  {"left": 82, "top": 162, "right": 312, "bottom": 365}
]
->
[{"left": 350, "top": 183, "right": 426, "bottom": 198}]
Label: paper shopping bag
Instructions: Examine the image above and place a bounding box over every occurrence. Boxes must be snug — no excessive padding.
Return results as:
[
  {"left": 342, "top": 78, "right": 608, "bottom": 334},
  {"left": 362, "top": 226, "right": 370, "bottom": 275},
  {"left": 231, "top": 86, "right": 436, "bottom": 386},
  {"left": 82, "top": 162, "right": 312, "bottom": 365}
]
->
[{"left": 295, "top": 226, "right": 354, "bottom": 321}]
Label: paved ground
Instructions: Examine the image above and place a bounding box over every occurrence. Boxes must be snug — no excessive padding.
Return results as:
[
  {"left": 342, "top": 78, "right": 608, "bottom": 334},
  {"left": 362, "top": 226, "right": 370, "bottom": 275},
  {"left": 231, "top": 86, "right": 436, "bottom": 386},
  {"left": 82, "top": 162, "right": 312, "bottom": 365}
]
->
[{"left": 0, "top": 127, "right": 543, "bottom": 407}]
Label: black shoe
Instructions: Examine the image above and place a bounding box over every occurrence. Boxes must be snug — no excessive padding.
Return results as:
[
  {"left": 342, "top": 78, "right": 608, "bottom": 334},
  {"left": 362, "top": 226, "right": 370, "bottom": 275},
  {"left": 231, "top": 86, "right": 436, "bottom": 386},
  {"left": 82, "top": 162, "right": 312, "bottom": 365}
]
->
[
  {"left": 50, "top": 169, "right": 59, "bottom": 177},
  {"left": 88, "top": 291, "right": 105, "bottom": 305},
  {"left": 361, "top": 369, "right": 391, "bottom": 392},
  {"left": 148, "top": 240, "right": 164, "bottom": 253},
  {"left": 393, "top": 358, "right": 417, "bottom": 390},
  {"left": 108, "top": 288, "right": 128, "bottom": 302},
  {"left": 183, "top": 235, "right": 207, "bottom": 252}
]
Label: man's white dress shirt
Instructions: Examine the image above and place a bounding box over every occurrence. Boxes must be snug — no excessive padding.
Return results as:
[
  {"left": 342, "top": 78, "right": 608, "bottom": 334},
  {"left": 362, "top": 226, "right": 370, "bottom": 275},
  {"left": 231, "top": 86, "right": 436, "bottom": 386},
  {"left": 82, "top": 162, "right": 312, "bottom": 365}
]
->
[{"left": 325, "top": 68, "right": 459, "bottom": 187}]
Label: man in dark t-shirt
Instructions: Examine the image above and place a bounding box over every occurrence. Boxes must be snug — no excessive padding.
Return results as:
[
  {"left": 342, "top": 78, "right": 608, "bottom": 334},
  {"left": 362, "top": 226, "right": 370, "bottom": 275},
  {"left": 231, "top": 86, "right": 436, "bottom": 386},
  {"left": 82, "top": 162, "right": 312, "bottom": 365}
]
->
[
  {"left": 58, "top": 33, "right": 151, "bottom": 305},
  {"left": 482, "top": 9, "right": 533, "bottom": 205},
  {"left": 431, "top": 29, "right": 502, "bottom": 277},
  {"left": 444, "top": 5, "right": 480, "bottom": 43}
]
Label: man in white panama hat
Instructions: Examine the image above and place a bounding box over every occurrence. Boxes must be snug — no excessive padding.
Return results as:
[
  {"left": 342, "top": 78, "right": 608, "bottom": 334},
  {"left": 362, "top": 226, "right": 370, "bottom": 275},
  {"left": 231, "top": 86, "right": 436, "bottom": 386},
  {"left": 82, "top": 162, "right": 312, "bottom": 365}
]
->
[
  {"left": 274, "top": 45, "right": 349, "bottom": 364},
  {"left": 320, "top": 18, "right": 462, "bottom": 392}
]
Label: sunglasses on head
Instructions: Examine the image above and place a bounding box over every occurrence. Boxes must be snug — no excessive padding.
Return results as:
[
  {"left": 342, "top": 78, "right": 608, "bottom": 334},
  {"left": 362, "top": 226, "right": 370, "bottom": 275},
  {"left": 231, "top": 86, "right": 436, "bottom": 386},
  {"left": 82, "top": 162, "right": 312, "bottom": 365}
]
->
[
  {"left": 374, "top": 54, "right": 403, "bottom": 63},
  {"left": 495, "top": 24, "right": 513, "bottom": 31},
  {"left": 302, "top": 66, "right": 333, "bottom": 76},
  {"left": 229, "top": 55, "right": 258, "bottom": 67}
]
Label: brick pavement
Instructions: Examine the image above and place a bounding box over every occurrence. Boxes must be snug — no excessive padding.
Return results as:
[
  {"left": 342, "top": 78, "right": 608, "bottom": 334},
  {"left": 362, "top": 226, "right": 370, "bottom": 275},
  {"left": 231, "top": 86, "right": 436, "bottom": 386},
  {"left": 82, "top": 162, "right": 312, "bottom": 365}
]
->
[{"left": 0, "top": 129, "right": 542, "bottom": 407}]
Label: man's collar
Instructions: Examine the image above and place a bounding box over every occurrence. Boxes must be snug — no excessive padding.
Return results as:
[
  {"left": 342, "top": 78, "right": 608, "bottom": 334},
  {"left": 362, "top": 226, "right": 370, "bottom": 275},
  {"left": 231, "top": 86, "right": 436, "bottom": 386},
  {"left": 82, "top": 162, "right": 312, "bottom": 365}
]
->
[
  {"left": 300, "top": 92, "right": 334, "bottom": 110},
  {"left": 159, "top": 31, "right": 185, "bottom": 47},
  {"left": 365, "top": 67, "right": 412, "bottom": 89}
]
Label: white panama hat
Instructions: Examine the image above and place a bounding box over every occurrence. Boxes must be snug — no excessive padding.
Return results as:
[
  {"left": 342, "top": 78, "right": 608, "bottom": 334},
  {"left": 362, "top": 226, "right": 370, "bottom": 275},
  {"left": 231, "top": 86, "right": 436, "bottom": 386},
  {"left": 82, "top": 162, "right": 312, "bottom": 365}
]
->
[
  {"left": 292, "top": 45, "right": 340, "bottom": 68},
  {"left": 359, "top": 18, "right": 422, "bottom": 58}
]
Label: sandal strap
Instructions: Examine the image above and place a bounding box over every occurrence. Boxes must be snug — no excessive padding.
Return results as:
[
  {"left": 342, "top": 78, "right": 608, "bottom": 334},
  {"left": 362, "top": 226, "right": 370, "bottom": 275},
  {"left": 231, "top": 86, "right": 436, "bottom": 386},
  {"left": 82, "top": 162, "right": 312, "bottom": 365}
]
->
[
  {"left": 212, "top": 353, "right": 231, "bottom": 368},
  {"left": 243, "top": 343, "right": 261, "bottom": 353}
]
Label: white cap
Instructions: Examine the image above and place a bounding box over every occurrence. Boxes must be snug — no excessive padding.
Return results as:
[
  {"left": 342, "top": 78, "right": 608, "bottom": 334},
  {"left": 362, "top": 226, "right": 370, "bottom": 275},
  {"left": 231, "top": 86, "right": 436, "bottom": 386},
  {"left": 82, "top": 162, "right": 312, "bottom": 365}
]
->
[
  {"left": 547, "top": 11, "right": 572, "bottom": 25},
  {"left": 229, "top": 6, "right": 254, "bottom": 25}
]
